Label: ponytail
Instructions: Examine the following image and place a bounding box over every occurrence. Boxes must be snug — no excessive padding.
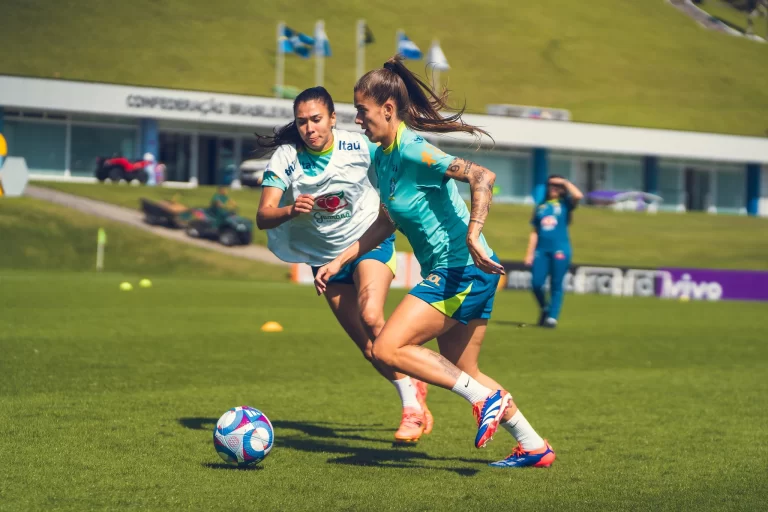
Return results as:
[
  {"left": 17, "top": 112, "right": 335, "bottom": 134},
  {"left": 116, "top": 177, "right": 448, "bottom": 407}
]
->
[
  {"left": 254, "top": 86, "right": 337, "bottom": 154},
  {"left": 354, "top": 55, "right": 490, "bottom": 140}
]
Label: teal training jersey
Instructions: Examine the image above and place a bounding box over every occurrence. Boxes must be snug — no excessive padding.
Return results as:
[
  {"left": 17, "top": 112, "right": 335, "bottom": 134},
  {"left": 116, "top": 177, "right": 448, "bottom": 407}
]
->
[
  {"left": 376, "top": 123, "right": 494, "bottom": 276},
  {"left": 263, "top": 138, "right": 378, "bottom": 191},
  {"left": 531, "top": 197, "right": 575, "bottom": 252}
]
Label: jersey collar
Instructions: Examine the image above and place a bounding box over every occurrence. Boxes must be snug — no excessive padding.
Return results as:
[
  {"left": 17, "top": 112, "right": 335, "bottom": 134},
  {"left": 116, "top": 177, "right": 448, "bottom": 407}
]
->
[{"left": 382, "top": 122, "right": 406, "bottom": 155}]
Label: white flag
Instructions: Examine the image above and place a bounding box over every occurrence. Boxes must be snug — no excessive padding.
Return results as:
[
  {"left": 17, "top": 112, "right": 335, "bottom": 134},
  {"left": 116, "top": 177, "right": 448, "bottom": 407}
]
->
[{"left": 426, "top": 40, "right": 450, "bottom": 71}]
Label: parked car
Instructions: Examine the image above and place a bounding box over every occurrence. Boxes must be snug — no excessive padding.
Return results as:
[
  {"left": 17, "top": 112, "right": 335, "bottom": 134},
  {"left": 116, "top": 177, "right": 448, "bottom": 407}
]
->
[{"left": 239, "top": 159, "right": 269, "bottom": 188}]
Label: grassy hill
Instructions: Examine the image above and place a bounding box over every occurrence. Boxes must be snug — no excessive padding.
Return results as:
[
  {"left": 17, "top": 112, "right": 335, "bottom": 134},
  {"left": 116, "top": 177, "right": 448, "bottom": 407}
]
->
[
  {"left": 1, "top": 0, "right": 768, "bottom": 136},
  {"left": 0, "top": 197, "right": 288, "bottom": 280},
  {"left": 35, "top": 182, "right": 768, "bottom": 270}
]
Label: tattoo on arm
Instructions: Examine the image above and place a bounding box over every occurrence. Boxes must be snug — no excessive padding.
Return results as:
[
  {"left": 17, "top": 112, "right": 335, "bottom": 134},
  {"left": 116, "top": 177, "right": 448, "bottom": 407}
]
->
[
  {"left": 445, "top": 157, "right": 495, "bottom": 235},
  {"left": 417, "top": 346, "right": 461, "bottom": 379}
]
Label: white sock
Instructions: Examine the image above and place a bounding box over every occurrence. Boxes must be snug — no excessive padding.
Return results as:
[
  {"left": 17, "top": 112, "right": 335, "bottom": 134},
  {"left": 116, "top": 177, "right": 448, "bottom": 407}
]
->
[
  {"left": 391, "top": 377, "right": 422, "bottom": 410},
  {"left": 451, "top": 372, "right": 493, "bottom": 405},
  {"left": 502, "top": 410, "right": 545, "bottom": 451}
]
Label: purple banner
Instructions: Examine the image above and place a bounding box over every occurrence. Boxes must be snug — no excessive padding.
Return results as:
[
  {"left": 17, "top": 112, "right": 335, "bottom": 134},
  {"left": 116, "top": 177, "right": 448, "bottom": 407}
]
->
[{"left": 657, "top": 268, "right": 768, "bottom": 302}]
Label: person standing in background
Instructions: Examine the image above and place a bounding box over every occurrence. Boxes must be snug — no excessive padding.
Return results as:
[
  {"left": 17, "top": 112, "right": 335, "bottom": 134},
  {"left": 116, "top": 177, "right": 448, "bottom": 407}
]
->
[{"left": 524, "top": 175, "right": 583, "bottom": 328}]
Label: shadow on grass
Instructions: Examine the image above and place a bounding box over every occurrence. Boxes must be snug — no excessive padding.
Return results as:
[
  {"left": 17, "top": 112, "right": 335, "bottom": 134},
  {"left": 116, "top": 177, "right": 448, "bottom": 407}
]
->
[
  {"left": 202, "top": 462, "right": 264, "bottom": 471},
  {"left": 493, "top": 320, "right": 532, "bottom": 328},
  {"left": 180, "top": 417, "right": 485, "bottom": 476}
]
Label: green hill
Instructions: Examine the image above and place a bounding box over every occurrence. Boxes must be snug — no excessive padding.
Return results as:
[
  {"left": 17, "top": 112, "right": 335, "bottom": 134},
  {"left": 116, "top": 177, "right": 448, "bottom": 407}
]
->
[{"left": 1, "top": 0, "right": 768, "bottom": 136}]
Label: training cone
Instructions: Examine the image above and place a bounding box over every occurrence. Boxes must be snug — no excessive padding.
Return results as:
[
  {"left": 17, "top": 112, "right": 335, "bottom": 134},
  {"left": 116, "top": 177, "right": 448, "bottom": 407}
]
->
[
  {"left": 139, "top": 278, "right": 152, "bottom": 288},
  {"left": 261, "top": 321, "right": 283, "bottom": 333},
  {"left": 119, "top": 282, "right": 133, "bottom": 291}
]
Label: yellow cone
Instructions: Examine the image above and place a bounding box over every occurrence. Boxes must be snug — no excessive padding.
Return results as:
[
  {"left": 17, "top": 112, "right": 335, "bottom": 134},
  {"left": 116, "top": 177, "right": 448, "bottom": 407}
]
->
[
  {"left": 119, "top": 282, "right": 133, "bottom": 291},
  {"left": 139, "top": 278, "right": 152, "bottom": 288},
  {"left": 261, "top": 321, "right": 283, "bottom": 332}
]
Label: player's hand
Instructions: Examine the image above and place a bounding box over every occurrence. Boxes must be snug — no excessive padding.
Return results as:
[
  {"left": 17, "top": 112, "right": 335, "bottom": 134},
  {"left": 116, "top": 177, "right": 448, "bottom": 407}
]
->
[
  {"left": 314, "top": 259, "right": 342, "bottom": 295},
  {"left": 292, "top": 194, "right": 315, "bottom": 215},
  {"left": 548, "top": 177, "right": 567, "bottom": 185},
  {"left": 524, "top": 253, "right": 534, "bottom": 267},
  {"left": 467, "top": 237, "right": 505, "bottom": 275}
]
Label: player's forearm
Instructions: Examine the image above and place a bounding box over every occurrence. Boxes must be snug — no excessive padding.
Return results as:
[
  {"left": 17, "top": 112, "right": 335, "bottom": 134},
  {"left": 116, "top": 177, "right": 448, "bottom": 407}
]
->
[
  {"left": 563, "top": 180, "right": 584, "bottom": 201},
  {"left": 467, "top": 167, "right": 496, "bottom": 241},
  {"left": 337, "top": 210, "right": 395, "bottom": 267},
  {"left": 256, "top": 206, "right": 296, "bottom": 230},
  {"left": 526, "top": 232, "right": 538, "bottom": 258}
]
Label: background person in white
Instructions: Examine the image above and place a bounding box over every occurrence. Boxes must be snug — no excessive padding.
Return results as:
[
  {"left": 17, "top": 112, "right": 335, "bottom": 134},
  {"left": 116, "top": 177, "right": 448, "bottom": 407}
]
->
[{"left": 255, "top": 87, "right": 433, "bottom": 443}]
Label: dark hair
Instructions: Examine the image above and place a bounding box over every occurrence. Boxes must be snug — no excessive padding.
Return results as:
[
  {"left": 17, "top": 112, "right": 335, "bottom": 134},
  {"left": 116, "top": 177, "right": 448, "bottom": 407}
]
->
[
  {"left": 255, "top": 87, "right": 335, "bottom": 151},
  {"left": 543, "top": 174, "right": 573, "bottom": 225},
  {"left": 354, "top": 55, "right": 490, "bottom": 140}
]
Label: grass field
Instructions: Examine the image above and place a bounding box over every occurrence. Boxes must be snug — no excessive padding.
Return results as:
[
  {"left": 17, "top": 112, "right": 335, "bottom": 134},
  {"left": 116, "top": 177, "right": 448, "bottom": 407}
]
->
[
  {"left": 2, "top": 0, "right": 768, "bottom": 135},
  {"left": 1, "top": 271, "right": 766, "bottom": 511},
  {"left": 35, "top": 182, "right": 768, "bottom": 270},
  {"left": 0, "top": 197, "right": 287, "bottom": 280}
]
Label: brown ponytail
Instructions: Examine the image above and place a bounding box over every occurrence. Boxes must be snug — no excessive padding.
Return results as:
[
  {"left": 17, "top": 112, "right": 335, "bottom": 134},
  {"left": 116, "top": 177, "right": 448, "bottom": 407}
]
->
[{"left": 354, "top": 55, "right": 490, "bottom": 140}]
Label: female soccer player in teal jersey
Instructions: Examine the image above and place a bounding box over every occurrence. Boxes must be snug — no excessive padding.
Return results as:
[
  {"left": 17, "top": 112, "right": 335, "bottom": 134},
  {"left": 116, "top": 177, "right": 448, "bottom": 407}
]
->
[
  {"left": 315, "top": 58, "right": 556, "bottom": 468},
  {"left": 524, "top": 175, "right": 583, "bottom": 328},
  {"left": 256, "top": 87, "right": 432, "bottom": 443}
]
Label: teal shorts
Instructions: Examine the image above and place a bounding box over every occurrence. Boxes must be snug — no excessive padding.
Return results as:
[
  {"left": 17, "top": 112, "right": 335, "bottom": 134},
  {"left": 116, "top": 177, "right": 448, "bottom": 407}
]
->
[
  {"left": 312, "top": 234, "right": 397, "bottom": 285},
  {"left": 409, "top": 255, "right": 501, "bottom": 324}
]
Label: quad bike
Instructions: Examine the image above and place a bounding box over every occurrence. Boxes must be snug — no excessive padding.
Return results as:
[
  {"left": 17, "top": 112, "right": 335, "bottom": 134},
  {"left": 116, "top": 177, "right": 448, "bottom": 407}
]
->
[{"left": 95, "top": 157, "right": 150, "bottom": 184}]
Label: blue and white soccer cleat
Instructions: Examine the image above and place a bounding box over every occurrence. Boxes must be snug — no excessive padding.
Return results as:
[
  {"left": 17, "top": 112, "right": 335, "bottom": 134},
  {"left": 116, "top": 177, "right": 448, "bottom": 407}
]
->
[
  {"left": 489, "top": 441, "right": 556, "bottom": 468},
  {"left": 472, "top": 389, "right": 512, "bottom": 449}
]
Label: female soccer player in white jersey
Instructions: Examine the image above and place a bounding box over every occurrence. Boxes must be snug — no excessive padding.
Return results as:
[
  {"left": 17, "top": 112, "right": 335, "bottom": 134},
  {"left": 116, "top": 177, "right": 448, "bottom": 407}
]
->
[
  {"left": 315, "top": 59, "right": 555, "bottom": 468},
  {"left": 255, "top": 87, "right": 432, "bottom": 443}
]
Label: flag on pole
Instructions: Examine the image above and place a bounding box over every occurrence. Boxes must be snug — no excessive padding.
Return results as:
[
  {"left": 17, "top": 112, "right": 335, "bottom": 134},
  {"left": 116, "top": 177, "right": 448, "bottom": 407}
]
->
[
  {"left": 314, "top": 21, "right": 332, "bottom": 57},
  {"left": 396, "top": 31, "right": 422, "bottom": 60},
  {"left": 280, "top": 26, "right": 315, "bottom": 58},
  {"left": 364, "top": 23, "right": 375, "bottom": 44},
  {"left": 426, "top": 40, "right": 450, "bottom": 71},
  {"left": 98, "top": 227, "right": 107, "bottom": 245}
]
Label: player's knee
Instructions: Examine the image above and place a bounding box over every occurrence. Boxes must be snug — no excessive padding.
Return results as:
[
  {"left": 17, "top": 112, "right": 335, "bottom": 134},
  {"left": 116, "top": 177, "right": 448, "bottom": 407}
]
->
[
  {"left": 371, "top": 341, "right": 396, "bottom": 367},
  {"left": 359, "top": 304, "right": 384, "bottom": 333}
]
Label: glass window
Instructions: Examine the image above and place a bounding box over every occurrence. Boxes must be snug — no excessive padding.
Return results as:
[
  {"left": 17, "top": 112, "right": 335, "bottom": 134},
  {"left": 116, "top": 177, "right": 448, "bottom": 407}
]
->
[
  {"left": 658, "top": 164, "right": 682, "bottom": 207},
  {"left": 446, "top": 149, "right": 529, "bottom": 201},
  {"left": 549, "top": 158, "right": 572, "bottom": 181},
  {"left": 158, "top": 132, "right": 192, "bottom": 182},
  {"left": 70, "top": 126, "right": 136, "bottom": 177},
  {"left": 611, "top": 160, "right": 643, "bottom": 191},
  {"left": 716, "top": 170, "right": 745, "bottom": 212},
  {"left": 3, "top": 120, "right": 66, "bottom": 174}
]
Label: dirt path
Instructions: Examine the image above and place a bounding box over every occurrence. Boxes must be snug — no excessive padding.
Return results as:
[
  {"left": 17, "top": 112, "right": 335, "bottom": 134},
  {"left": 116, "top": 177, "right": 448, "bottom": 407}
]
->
[{"left": 24, "top": 185, "right": 289, "bottom": 267}]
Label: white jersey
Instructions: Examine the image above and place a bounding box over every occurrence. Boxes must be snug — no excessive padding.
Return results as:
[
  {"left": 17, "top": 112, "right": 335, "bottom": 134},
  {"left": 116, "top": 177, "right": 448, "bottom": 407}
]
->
[{"left": 265, "top": 129, "right": 380, "bottom": 266}]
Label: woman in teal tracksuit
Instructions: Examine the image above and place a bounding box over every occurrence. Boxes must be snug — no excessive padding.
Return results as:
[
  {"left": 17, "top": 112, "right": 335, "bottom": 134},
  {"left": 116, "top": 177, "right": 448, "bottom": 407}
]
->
[{"left": 524, "top": 175, "right": 583, "bottom": 328}]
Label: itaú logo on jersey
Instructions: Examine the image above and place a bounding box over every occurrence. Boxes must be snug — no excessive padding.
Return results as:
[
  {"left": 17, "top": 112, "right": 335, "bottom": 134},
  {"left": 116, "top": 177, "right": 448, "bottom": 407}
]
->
[
  {"left": 541, "top": 215, "right": 558, "bottom": 231},
  {"left": 313, "top": 191, "right": 351, "bottom": 223}
]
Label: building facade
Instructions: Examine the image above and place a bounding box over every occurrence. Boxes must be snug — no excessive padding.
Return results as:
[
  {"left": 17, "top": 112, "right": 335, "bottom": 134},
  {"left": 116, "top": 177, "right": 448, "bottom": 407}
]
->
[{"left": 1, "top": 74, "right": 766, "bottom": 215}]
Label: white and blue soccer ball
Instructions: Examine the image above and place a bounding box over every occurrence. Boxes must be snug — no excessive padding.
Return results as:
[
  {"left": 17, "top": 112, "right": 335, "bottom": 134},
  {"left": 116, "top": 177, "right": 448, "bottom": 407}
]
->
[{"left": 213, "top": 406, "right": 274, "bottom": 467}]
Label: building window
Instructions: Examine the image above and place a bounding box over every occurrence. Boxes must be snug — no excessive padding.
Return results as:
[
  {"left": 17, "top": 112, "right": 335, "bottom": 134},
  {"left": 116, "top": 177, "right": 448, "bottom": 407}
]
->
[
  {"left": 158, "top": 132, "right": 192, "bottom": 182},
  {"left": 611, "top": 160, "right": 643, "bottom": 191},
  {"left": 715, "top": 169, "right": 745, "bottom": 213},
  {"left": 658, "top": 164, "right": 683, "bottom": 208},
  {"left": 70, "top": 126, "right": 136, "bottom": 177},
  {"left": 3, "top": 120, "right": 66, "bottom": 174},
  {"left": 446, "top": 149, "right": 530, "bottom": 201}
]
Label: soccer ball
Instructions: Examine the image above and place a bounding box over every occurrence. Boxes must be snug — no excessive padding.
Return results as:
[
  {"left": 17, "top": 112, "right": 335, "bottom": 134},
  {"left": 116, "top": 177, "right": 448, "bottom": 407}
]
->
[{"left": 213, "top": 406, "right": 274, "bottom": 467}]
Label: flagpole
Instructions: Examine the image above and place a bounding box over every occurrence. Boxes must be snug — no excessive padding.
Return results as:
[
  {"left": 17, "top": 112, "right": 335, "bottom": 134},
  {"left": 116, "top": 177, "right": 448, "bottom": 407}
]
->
[
  {"left": 276, "top": 21, "right": 285, "bottom": 98},
  {"left": 315, "top": 20, "right": 325, "bottom": 87},
  {"left": 356, "top": 19, "right": 365, "bottom": 81}
]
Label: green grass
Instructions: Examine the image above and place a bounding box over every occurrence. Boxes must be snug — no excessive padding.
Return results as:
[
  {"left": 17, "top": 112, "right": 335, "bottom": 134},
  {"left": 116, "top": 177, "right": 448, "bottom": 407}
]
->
[
  {"left": 1, "top": 272, "right": 766, "bottom": 510},
  {"left": 2, "top": 0, "right": 768, "bottom": 135},
  {"left": 699, "top": 0, "right": 768, "bottom": 39},
  {"left": 0, "top": 197, "right": 288, "bottom": 280},
  {"left": 35, "top": 182, "right": 768, "bottom": 270}
]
